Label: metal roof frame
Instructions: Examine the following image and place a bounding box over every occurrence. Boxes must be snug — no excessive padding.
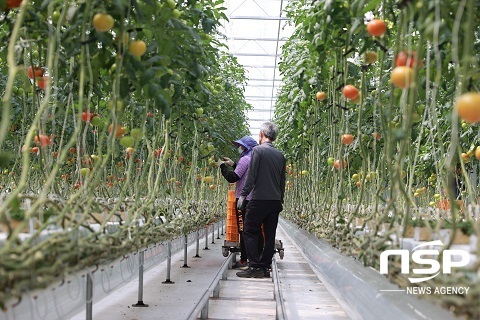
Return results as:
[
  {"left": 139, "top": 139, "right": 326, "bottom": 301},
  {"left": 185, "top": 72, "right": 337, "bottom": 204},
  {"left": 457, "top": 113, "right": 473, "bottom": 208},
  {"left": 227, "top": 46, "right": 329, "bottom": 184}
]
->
[{"left": 222, "top": 0, "right": 290, "bottom": 134}]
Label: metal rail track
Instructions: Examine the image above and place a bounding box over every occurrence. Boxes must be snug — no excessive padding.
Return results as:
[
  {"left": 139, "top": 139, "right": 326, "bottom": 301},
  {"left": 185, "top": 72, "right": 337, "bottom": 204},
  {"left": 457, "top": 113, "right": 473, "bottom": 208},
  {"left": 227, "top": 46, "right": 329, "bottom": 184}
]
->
[{"left": 187, "top": 253, "right": 287, "bottom": 320}]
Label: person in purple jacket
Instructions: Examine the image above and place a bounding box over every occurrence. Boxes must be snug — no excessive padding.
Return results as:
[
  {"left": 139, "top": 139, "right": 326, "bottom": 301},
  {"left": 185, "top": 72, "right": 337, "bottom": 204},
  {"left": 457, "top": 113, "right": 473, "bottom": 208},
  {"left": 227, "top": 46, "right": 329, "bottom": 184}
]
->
[{"left": 218, "top": 136, "right": 263, "bottom": 269}]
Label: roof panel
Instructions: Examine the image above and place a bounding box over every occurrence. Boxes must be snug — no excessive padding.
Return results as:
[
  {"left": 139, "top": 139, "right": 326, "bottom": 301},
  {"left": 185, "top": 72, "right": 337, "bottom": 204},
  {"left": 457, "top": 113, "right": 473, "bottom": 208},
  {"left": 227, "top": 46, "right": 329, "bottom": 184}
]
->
[{"left": 221, "top": 0, "right": 292, "bottom": 135}]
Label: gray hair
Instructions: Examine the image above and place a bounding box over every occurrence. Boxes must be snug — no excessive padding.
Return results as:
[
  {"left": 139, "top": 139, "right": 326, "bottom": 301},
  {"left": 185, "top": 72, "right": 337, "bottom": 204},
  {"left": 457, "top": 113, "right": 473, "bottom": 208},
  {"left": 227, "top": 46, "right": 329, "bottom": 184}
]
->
[{"left": 260, "top": 121, "right": 279, "bottom": 141}]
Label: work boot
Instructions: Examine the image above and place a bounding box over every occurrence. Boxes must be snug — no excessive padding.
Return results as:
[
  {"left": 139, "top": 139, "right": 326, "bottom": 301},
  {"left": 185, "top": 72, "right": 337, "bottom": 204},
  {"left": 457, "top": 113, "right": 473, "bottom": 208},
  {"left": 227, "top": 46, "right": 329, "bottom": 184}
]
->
[
  {"left": 236, "top": 267, "right": 265, "bottom": 278},
  {"left": 232, "top": 260, "right": 248, "bottom": 269}
]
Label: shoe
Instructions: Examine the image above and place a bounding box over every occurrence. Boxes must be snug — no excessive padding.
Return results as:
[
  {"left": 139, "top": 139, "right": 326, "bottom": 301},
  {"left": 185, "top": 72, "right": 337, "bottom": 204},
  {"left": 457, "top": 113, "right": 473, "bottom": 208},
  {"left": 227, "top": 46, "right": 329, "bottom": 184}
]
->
[
  {"left": 263, "top": 269, "right": 270, "bottom": 278},
  {"left": 236, "top": 267, "right": 265, "bottom": 278},
  {"left": 232, "top": 261, "right": 248, "bottom": 269}
]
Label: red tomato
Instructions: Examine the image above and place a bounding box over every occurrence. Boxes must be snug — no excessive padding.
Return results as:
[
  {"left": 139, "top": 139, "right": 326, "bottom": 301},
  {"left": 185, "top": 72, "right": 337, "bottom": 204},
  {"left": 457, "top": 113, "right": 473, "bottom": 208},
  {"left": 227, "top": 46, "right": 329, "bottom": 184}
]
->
[
  {"left": 27, "top": 66, "right": 44, "bottom": 79},
  {"left": 343, "top": 85, "right": 359, "bottom": 100},
  {"left": 37, "top": 76, "right": 50, "bottom": 90},
  {"left": 34, "top": 134, "right": 51, "bottom": 147},
  {"left": 367, "top": 19, "right": 387, "bottom": 37},
  {"left": 81, "top": 111, "right": 95, "bottom": 122},
  {"left": 395, "top": 50, "right": 423, "bottom": 68},
  {"left": 7, "top": 0, "right": 23, "bottom": 9}
]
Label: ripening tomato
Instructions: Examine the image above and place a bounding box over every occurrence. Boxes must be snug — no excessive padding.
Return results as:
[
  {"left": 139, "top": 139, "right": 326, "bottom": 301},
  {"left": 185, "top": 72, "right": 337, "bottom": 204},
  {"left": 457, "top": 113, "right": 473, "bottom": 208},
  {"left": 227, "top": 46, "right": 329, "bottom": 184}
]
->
[
  {"left": 108, "top": 124, "right": 124, "bottom": 138},
  {"left": 315, "top": 91, "right": 327, "bottom": 101},
  {"left": 341, "top": 134, "right": 354, "bottom": 145},
  {"left": 343, "top": 85, "right": 359, "bottom": 100},
  {"left": 372, "top": 132, "right": 382, "bottom": 140},
  {"left": 129, "top": 40, "right": 147, "bottom": 57},
  {"left": 34, "top": 134, "right": 51, "bottom": 147},
  {"left": 365, "top": 51, "right": 378, "bottom": 64},
  {"left": 93, "top": 13, "right": 114, "bottom": 32},
  {"left": 455, "top": 92, "right": 480, "bottom": 123},
  {"left": 367, "top": 19, "right": 387, "bottom": 37},
  {"left": 333, "top": 159, "right": 347, "bottom": 170},
  {"left": 395, "top": 50, "right": 423, "bottom": 68},
  {"left": 31, "top": 147, "right": 39, "bottom": 154},
  {"left": 27, "top": 66, "right": 44, "bottom": 79},
  {"left": 475, "top": 146, "right": 480, "bottom": 160},
  {"left": 390, "top": 66, "right": 414, "bottom": 88}
]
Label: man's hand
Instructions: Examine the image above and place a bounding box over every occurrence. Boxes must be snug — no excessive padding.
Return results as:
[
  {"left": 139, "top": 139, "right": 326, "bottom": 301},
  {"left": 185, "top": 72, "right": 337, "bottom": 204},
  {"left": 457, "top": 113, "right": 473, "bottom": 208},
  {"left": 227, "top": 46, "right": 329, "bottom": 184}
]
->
[
  {"left": 237, "top": 196, "right": 245, "bottom": 210},
  {"left": 222, "top": 157, "right": 234, "bottom": 166}
]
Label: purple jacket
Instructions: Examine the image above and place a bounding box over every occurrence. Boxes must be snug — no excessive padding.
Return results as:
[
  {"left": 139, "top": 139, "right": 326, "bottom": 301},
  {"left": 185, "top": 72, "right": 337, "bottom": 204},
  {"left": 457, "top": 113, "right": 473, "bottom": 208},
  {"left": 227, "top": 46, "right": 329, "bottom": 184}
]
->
[{"left": 220, "top": 136, "right": 258, "bottom": 200}]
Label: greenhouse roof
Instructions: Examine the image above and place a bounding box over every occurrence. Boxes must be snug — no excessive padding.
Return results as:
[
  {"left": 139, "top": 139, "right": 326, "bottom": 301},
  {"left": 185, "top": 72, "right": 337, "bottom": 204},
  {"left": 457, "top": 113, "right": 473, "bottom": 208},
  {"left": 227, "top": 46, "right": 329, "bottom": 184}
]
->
[{"left": 220, "top": 0, "right": 294, "bottom": 136}]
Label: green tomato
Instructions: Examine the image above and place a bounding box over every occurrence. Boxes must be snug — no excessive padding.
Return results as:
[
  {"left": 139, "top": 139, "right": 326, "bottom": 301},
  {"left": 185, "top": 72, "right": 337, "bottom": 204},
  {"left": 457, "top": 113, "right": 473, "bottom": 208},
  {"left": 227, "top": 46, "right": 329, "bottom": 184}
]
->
[
  {"left": 80, "top": 168, "right": 90, "bottom": 177},
  {"left": 130, "top": 128, "right": 143, "bottom": 140},
  {"left": 166, "top": 0, "right": 176, "bottom": 9},
  {"left": 90, "top": 116, "right": 103, "bottom": 127},
  {"left": 172, "top": 9, "right": 182, "bottom": 19},
  {"left": 52, "top": 11, "right": 61, "bottom": 24},
  {"left": 120, "top": 136, "right": 135, "bottom": 148},
  {"left": 327, "top": 157, "right": 334, "bottom": 166}
]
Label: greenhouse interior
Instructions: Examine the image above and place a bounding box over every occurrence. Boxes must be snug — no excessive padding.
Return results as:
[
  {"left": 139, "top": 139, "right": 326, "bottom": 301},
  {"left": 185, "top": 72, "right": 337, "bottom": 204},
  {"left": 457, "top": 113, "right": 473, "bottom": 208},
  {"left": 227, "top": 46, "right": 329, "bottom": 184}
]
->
[{"left": 0, "top": 0, "right": 479, "bottom": 319}]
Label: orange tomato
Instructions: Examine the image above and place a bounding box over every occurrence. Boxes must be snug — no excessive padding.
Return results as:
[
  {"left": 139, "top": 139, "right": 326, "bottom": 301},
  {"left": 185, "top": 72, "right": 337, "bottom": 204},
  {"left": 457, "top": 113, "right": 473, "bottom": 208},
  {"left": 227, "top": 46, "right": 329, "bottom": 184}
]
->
[
  {"left": 475, "top": 146, "right": 480, "bottom": 160},
  {"left": 341, "top": 134, "right": 354, "bottom": 145},
  {"left": 93, "top": 13, "right": 114, "bottom": 32},
  {"left": 367, "top": 19, "right": 387, "bottom": 37},
  {"left": 108, "top": 124, "right": 124, "bottom": 138},
  {"left": 333, "top": 159, "right": 347, "bottom": 170},
  {"left": 455, "top": 92, "right": 480, "bottom": 123},
  {"left": 154, "top": 148, "right": 163, "bottom": 157},
  {"left": 342, "top": 85, "right": 359, "bottom": 100},
  {"left": 315, "top": 91, "right": 327, "bottom": 101},
  {"left": 34, "top": 134, "right": 51, "bottom": 147},
  {"left": 129, "top": 40, "right": 147, "bottom": 57},
  {"left": 31, "top": 147, "right": 39, "bottom": 154},
  {"left": 390, "top": 66, "right": 414, "bottom": 88},
  {"left": 372, "top": 132, "right": 382, "bottom": 140}
]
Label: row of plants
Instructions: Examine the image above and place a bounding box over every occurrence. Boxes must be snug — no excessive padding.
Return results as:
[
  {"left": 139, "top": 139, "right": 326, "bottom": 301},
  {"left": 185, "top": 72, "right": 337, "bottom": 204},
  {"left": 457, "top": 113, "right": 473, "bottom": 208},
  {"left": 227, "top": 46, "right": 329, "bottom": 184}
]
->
[
  {"left": 0, "top": 0, "right": 250, "bottom": 310},
  {"left": 275, "top": 0, "right": 479, "bottom": 318}
]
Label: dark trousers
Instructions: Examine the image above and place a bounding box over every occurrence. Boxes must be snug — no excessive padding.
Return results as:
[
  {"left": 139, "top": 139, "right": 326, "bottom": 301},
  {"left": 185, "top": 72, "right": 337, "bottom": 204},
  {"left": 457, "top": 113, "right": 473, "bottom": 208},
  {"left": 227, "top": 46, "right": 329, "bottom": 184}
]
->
[
  {"left": 236, "top": 199, "right": 264, "bottom": 262},
  {"left": 243, "top": 200, "right": 283, "bottom": 269}
]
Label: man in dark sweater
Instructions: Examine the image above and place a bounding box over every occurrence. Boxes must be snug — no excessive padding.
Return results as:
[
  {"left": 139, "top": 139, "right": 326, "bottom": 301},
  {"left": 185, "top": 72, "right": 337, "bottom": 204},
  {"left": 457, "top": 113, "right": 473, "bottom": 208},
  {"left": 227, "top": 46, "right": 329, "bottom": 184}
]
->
[{"left": 236, "top": 122, "right": 286, "bottom": 278}]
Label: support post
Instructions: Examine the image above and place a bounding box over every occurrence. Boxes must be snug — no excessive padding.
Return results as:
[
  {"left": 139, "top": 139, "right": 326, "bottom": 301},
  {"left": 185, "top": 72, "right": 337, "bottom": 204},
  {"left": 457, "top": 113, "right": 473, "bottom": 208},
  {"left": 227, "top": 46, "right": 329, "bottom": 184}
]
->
[
  {"left": 204, "top": 226, "right": 209, "bottom": 250},
  {"left": 132, "top": 251, "right": 149, "bottom": 307},
  {"left": 86, "top": 273, "right": 93, "bottom": 320},
  {"left": 200, "top": 302, "right": 209, "bottom": 319},
  {"left": 162, "top": 242, "right": 175, "bottom": 284},
  {"left": 194, "top": 229, "right": 201, "bottom": 258},
  {"left": 217, "top": 221, "right": 220, "bottom": 239},
  {"left": 211, "top": 223, "right": 215, "bottom": 244},
  {"left": 221, "top": 219, "right": 224, "bottom": 235},
  {"left": 182, "top": 234, "right": 190, "bottom": 268}
]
